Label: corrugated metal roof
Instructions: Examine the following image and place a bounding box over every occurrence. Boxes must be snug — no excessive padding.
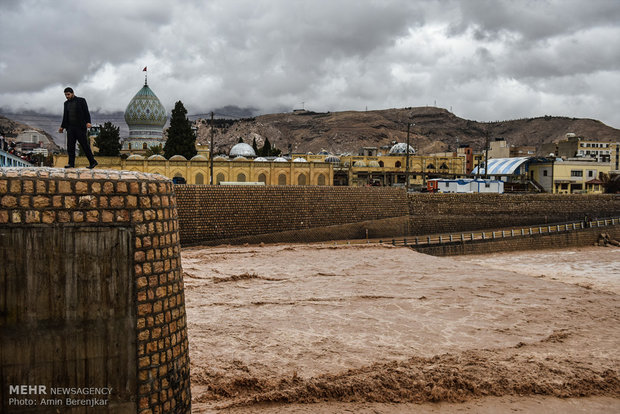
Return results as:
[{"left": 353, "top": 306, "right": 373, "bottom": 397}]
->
[{"left": 471, "top": 157, "right": 530, "bottom": 175}]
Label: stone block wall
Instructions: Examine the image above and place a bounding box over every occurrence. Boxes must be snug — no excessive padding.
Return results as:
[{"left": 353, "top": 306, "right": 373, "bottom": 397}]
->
[
  {"left": 0, "top": 167, "right": 190, "bottom": 414},
  {"left": 412, "top": 225, "right": 620, "bottom": 256},
  {"left": 175, "top": 185, "right": 408, "bottom": 246},
  {"left": 408, "top": 193, "right": 620, "bottom": 235}
]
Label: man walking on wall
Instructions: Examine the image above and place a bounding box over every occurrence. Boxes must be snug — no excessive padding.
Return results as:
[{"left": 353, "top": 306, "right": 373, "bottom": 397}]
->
[{"left": 58, "top": 87, "right": 98, "bottom": 169}]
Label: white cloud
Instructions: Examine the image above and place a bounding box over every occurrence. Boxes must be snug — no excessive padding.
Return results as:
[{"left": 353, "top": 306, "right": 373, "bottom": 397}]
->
[{"left": 0, "top": 0, "right": 619, "bottom": 128}]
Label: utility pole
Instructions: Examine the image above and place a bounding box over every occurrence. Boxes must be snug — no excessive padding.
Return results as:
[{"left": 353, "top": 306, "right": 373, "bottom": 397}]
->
[
  {"left": 405, "top": 122, "right": 411, "bottom": 192},
  {"left": 209, "top": 111, "right": 214, "bottom": 185},
  {"left": 484, "top": 128, "right": 489, "bottom": 179}
]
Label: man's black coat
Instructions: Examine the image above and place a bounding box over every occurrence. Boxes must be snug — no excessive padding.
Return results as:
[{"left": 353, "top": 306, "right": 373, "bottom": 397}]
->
[{"left": 61, "top": 96, "right": 91, "bottom": 129}]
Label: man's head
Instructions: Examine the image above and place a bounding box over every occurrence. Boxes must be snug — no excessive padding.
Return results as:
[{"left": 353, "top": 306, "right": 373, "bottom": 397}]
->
[{"left": 64, "top": 87, "right": 75, "bottom": 100}]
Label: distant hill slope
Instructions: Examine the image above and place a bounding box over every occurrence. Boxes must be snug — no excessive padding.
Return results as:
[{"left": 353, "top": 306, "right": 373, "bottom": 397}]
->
[
  {"left": 195, "top": 107, "right": 620, "bottom": 155},
  {"left": 0, "top": 115, "right": 60, "bottom": 152}
]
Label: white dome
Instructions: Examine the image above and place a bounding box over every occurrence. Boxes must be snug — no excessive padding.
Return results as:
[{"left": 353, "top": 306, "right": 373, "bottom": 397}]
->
[
  {"left": 190, "top": 154, "right": 208, "bottom": 161},
  {"left": 233, "top": 156, "right": 248, "bottom": 161},
  {"left": 318, "top": 149, "right": 330, "bottom": 155},
  {"left": 389, "top": 143, "right": 415, "bottom": 155},
  {"left": 274, "top": 157, "right": 288, "bottom": 162},
  {"left": 214, "top": 155, "right": 229, "bottom": 161},
  {"left": 127, "top": 154, "right": 144, "bottom": 160},
  {"left": 230, "top": 142, "right": 256, "bottom": 157},
  {"left": 147, "top": 154, "right": 166, "bottom": 160},
  {"left": 254, "top": 157, "right": 268, "bottom": 162},
  {"left": 353, "top": 160, "right": 366, "bottom": 167},
  {"left": 293, "top": 157, "right": 307, "bottom": 163},
  {"left": 169, "top": 155, "right": 187, "bottom": 161},
  {"left": 368, "top": 160, "right": 381, "bottom": 167}
]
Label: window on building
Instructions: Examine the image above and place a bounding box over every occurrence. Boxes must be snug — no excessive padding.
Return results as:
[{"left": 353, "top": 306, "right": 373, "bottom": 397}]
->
[
  {"left": 587, "top": 170, "right": 595, "bottom": 178},
  {"left": 216, "top": 173, "right": 225, "bottom": 184},
  {"left": 570, "top": 170, "right": 583, "bottom": 177},
  {"left": 237, "top": 173, "right": 246, "bottom": 182},
  {"left": 278, "top": 174, "right": 287, "bottom": 185},
  {"left": 143, "top": 143, "right": 148, "bottom": 149},
  {"left": 317, "top": 174, "right": 326, "bottom": 185},
  {"left": 543, "top": 170, "right": 548, "bottom": 177},
  {"left": 427, "top": 163, "right": 436, "bottom": 169},
  {"left": 195, "top": 173, "right": 204, "bottom": 184},
  {"left": 297, "top": 174, "right": 307, "bottom": 185},
  {"left": 485, "top": 183, "right": 491, "bottom": 188},
  {"left": 258, "top": 173, "right": 267, "bottom": 183},
  {"left": 395, "top": 161, "right": 401, "bottom": 168}
]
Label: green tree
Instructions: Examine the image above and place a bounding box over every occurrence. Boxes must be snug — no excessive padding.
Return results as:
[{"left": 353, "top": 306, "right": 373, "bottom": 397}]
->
[
  {"left": 164, "top": 101, "right": 197, "bottom": 159},
  {"left": 252, "top": 137, "right": 258, "bottom": 154},
  {"left": 94, "top": 122, "right": 122, "bottom": 156},
  {"left": 257, "top": 138, "right": 281, "bottom": 157},
  {"left": 145, "top": 144, "right": 163, "bottom": 157}
]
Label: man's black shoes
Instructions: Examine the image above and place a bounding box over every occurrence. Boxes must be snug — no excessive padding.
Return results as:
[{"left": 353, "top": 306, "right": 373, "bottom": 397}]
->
[
  {"left": 87, "top": 161, "right": 98, "bottom": 169},
  {"left": 64, "top": 165, "right": 74, "bottom": 168}
]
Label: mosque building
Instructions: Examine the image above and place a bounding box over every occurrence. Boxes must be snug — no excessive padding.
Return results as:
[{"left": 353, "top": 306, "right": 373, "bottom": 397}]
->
[{"left": 121, "top": 79, "right": 167, "bottom": 153}]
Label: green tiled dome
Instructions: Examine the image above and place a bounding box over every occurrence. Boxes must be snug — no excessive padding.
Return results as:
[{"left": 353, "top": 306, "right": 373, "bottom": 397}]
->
[{"left": 124, "top": 83, "right": 167, "bottom": 128}]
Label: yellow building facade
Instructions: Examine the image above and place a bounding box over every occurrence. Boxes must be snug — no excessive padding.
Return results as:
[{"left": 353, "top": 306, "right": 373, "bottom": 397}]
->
[
  {"left": 53, "top": 154, "right": 334, "bottom": 186},
  {"left": 529, "top": 159, "right": 611, "bottom": 194}
]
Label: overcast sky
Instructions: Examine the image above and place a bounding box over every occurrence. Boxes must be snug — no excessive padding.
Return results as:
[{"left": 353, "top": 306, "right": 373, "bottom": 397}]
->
[{"left": 1, "top": 0, "right": 619, "bottom": 128}]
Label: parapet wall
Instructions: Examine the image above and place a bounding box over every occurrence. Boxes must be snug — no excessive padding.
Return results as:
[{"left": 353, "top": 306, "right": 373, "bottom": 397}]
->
[
  {"left": 0, "top": 167, "right": 191, "bottom": 414},
  {"left": 408, "top": 193, "right": 620, "bottom": 235},
  {"left": 175, "top": 185, "right": 409, "bottom": 245},
  {"left": 175, "top": 185, "right": 620, "bottom": 246}
]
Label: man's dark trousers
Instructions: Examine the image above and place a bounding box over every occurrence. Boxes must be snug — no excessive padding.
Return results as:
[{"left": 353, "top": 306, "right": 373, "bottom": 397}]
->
[{"left": 66, "top": 126, "right": 95, "bottom": 167}]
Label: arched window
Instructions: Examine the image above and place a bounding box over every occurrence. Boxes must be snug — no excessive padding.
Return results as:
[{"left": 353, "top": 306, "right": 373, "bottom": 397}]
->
[
  {"left": 143, "top": 143, "right": 148, "bottom": 150},
  {"left": 128, "top": 143, "right": 132, "bottom": 150},
  {"left": 237, "top": 173, "right": 246, "bottom": 182},
  {"left": 195, "top": 173, "right": 204, "bottom": 184},
  {"left": 216, "top": 173, "right": 225, "bottom": 185},
  {"left": 427, "top": 163, "right": 436, "bottom": 170},
  {"left": 258, "top": 173, "right": 267, "bottom": 183},
  {"left": 440, "top": 162, "right": 449, "bottom": 170},
  {"left": 317, "top": 174, "right": 326, "bottom": 186},
  {"left": 379, "top": 161, "right": 384, "bottom": 167},
  {"left": 395, "top": 161, "right": 402, "bottom": 168},
  {"left": 278, "top": 174, "right": 287, "bottom": 185},
  {"left": 297, "top": 174, "right": 307, "bottom": 185}
]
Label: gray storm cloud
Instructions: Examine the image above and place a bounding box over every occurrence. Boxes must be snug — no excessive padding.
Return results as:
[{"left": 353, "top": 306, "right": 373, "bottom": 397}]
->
[{"left": 0, "top": 0, "right": 619, "bottom": 128}]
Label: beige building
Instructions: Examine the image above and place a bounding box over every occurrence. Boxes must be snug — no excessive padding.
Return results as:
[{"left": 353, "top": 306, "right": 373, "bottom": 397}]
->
[
  {"left": 529, "top": 158, "right": 611, "bottom": 194},
  {"left": 541, "top": 134, "right": 620, "bottom": 170}
]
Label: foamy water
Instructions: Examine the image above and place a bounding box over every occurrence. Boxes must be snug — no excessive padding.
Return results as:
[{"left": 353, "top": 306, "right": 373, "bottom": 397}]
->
[{"left": 453, "top": 246, "right": 620, "bottom": 294}]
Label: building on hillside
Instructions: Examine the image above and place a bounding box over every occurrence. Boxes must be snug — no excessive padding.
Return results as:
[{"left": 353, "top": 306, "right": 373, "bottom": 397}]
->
[
  {"left": 528, "top": 158, "right": 611, "bottom": 194},
  {"left": 121, "top": 80, "right": 167, "bottom": 154},
  {"left": 541, "top": 133, "right": 620, "bottom": 170},
  {"left": 487, "top": 137, "right": 536, "bottom": 159}
]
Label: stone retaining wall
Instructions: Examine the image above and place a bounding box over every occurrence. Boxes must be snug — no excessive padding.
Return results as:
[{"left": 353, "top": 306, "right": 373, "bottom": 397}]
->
[{"left": 0, "top": 167, "right": 191, "bottom": 414}]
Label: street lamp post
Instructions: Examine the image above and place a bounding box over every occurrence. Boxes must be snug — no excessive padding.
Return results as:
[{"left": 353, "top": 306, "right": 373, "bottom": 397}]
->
[
  {"left": 405, "top": 122, "right": 411, "bottom": 192},
  {"left": 209, "top": 112, "right": 214, "bottom": 185}
]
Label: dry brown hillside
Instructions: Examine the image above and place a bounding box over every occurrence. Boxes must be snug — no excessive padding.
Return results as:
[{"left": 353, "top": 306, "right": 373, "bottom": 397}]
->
[
  {"left": 0, "top": 115, "right": 60, "bottom": 152},
  {"left": 195, "top": 107, "right": 620, "bottom": 156}
]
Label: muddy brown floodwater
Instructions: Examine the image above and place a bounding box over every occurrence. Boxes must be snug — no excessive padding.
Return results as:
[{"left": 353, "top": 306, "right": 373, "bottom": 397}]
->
[{"left": 182, "top": 244, "right": 620, "bottom": 413}]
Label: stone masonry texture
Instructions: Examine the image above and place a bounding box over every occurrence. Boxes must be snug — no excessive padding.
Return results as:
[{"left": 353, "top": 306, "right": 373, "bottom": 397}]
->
[
  {"left": 0, "top": 167, "right": 191, "bottom": 414},
  {"left": 174, "top": 185, "right": 620, "bottom": 246}
]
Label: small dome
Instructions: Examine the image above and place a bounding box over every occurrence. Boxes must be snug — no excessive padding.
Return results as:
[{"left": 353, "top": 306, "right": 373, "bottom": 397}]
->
[
  {"left": 353, "top": 160, "right": 366, "bottom": 167},
  {"left": 325, "top": 155, "right": 341, "bottom": 163},
  {"left": 214, "top": 155, "right": 229, "bottom": 161},
  {"left": 368, "top": 160, "right": 381, "bottom": 167},
  {"left": 293, "top": 157, "right": 307, "bottom": 163},
  {"left": 254, "top": 157, "right": 268, "bottom": 162},
  {"left": 274, "top": 157, "right": 288, "bottom": 162},
  {"left": 127, "top": 154, "right": 144, "bottom": 160},
  {"left": 190, "top": 154, "right": 208, "bottom": 161},
  {"left": 389, "top": 143, "right": 415, "bottom": 155},
  {"left": 147, "top": 154, "right": 166, "bottom": 160},
  {"left": 170, "top": 155, "right": 187, "bottom": 161},
  {"left": 230, "top": 142, "right": 256, "bottom": 157},
  {"left": 306, "top": 152, "right": 314, "bottom": 155},
  {"left": 318, "top": 149, "right": 330, "bottom": 155},
  {"left": 233, "top": 156, "right": 248, "bottom": 161}
]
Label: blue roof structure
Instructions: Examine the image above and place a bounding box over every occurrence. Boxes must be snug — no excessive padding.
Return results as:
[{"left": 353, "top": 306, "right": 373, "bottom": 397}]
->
[{"left": 471, "top": 157, "right": 530, "bottom": 176}]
